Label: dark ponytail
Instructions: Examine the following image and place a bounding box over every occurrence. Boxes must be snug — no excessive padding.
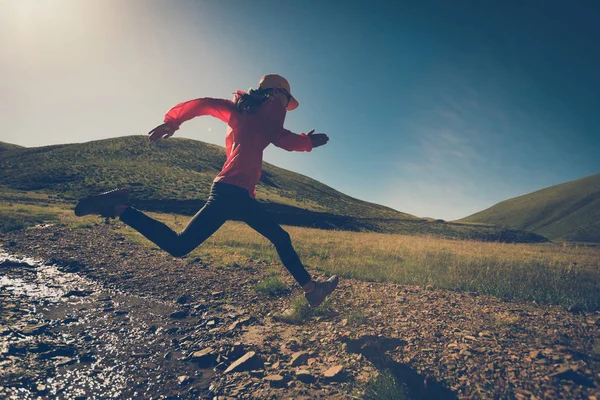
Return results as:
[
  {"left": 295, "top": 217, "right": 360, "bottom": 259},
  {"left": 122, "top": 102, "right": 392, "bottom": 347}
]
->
[{"left": 234, "top": 88, "right": 273, "bottom": 114}]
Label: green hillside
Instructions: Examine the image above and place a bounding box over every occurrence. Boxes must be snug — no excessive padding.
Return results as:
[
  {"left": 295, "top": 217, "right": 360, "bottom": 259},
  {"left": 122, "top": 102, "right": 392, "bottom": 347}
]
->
[
  {"left": 460, "top": 173, "right": 600, "bottom": 242},
  {"left": 0, "top": 136, "right": 548, "bottom": 242},
  {"left": 0, "top": 136, "right": 411, "bottom": 218}
]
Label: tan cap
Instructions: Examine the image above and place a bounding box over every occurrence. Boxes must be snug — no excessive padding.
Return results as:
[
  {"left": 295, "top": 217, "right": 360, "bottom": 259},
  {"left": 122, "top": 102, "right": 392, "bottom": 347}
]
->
[{"left": 258, "top": 74, "right": 299, "bottom": 111}]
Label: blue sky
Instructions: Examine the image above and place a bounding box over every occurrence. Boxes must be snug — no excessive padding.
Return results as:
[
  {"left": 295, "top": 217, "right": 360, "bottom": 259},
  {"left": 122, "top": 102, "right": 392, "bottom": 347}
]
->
[{"left": 1, "top": 0, "right": 598, "bottom": 220}]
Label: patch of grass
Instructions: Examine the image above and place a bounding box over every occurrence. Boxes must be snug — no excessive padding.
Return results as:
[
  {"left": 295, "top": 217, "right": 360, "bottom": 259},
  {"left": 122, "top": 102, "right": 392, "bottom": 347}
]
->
[
  {"left": 364, "top": 369, "right": 408, "bottom": 400},
  {"left": 253, "top": 276, "right": 289, "bottom": 297},
  {"left": 591, "top": 340, "right": 600, "bottom": 358},
  {"left": 276, "top": 294, "right": 335, "bottom": 324},
  {"left": 0, "top": 203, "right": 60, "bottom": 233},
  {"left": 347, "top": 309, "right": 368, "bottom": 327}
]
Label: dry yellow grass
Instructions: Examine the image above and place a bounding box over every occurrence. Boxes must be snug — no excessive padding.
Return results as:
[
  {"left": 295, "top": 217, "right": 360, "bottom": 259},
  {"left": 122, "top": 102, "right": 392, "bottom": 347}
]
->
[
  {"left": 2, "top": 204, "right": 599, "bottom": 310},
  {"left": 119, "top": 211, "right": 600, "bottom": 311}
]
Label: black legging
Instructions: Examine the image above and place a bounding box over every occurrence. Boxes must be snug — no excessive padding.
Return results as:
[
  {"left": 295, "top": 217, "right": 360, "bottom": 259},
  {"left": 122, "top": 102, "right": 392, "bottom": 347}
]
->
[{"left": 119, "top": 182, "right": 312, "bottom": 286}]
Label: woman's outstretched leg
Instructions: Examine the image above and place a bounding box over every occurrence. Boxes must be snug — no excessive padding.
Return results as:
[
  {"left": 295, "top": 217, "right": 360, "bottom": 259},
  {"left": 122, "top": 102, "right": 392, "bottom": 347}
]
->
[
  {"left": 242, "top": 201, "right": 338, "bottom": 307},
  {"left": 119, "top": 202, "right": 226, "bottom": 257},
  {"left": 75, "top": 188, "right": 227, "bottom": 257}
]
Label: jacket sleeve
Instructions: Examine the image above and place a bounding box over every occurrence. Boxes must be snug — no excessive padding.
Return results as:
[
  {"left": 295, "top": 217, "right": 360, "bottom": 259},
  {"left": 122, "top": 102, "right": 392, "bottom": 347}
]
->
[
  {"left": 271, "top": 128, "right": 313, "bottom": 152},
  {"left": 164, "top": 98, "right": 234, "bottom": 130}
]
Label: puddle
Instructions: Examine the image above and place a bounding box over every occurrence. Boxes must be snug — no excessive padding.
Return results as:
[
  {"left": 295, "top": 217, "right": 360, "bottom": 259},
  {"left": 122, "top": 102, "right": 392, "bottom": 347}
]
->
[{"left": 0, "top": 249, "right": 215, "bottom": 399}]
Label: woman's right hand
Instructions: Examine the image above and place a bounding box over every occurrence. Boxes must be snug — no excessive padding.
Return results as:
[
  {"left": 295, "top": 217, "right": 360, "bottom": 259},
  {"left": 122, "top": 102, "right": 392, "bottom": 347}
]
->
[
  {"left": 307, "top": 129, "right": 329, "bottom": 148},
  {"left": 148, "top": 123, "right": 176, "bottom": 143}
]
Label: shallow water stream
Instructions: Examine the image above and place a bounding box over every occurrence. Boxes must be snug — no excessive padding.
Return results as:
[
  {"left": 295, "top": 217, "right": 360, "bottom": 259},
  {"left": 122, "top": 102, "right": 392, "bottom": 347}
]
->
[{"left": 0, "top": 250, "right": 214, "bottom": 399}]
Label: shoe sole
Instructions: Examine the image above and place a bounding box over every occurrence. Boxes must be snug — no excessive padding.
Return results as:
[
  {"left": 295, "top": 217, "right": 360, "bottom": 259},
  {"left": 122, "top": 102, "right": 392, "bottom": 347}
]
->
[
  {"left": 307, "top": 276, "right": 339, "bottom": 308},
  {"left": 74, "top": 190, "right": 130, "bottom": 217}
]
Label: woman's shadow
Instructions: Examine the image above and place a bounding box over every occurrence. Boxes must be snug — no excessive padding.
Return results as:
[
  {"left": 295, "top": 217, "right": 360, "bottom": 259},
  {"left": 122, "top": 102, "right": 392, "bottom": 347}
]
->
[{"left": 343, "top": 335, "right": 458, "bottom": 400}]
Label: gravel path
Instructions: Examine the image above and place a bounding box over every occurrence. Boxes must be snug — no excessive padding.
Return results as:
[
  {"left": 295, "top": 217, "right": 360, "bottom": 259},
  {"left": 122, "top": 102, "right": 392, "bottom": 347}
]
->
[{"left": 1, "top": 224, "right": 599, "bottom": 399}]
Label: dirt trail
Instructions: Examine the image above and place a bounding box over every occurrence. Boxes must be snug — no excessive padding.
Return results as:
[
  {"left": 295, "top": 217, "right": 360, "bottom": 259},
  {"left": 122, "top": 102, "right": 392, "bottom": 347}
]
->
[{"left": 1, "top": 224, "right": 599, "bottom": 399}]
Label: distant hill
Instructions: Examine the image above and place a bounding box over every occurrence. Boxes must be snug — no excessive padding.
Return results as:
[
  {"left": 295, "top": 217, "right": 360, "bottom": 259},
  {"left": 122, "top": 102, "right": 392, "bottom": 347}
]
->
[
  {"left": 0, "top": 136, "right": 547, "bottom": 242},
  {"left": 0, "top": 141, "right": 24, "bottom": 152},
  {"left": 460, "top": 173, "right": 600, "bottom": 242}
]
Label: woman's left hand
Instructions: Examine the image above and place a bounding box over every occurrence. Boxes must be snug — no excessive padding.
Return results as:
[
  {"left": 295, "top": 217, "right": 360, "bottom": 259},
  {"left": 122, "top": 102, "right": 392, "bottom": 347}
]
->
[
  {"left": 307, "top": 129, "right": 329, "bottom": 148},
  {"left": 148, "top": 123, "right": 176, "bottom": 143}
]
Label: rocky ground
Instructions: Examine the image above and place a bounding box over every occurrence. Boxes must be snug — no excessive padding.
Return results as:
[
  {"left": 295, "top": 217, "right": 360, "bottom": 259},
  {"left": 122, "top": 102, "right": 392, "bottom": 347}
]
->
[{"left": 1, "top": 223, "right": 599, "bottom": 399}]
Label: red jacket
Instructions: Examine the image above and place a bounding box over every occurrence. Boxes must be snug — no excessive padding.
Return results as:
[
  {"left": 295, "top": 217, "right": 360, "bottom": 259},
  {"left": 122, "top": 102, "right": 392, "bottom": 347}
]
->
[{"left": 164, "top": 91, "right": 313, "bottom": 198}]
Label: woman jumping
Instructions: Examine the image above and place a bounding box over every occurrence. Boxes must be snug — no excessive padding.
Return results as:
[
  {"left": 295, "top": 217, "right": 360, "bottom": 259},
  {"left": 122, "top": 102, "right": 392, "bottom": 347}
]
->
[{"left": 74, "top": 74, "right": 338, "bottom": 308}]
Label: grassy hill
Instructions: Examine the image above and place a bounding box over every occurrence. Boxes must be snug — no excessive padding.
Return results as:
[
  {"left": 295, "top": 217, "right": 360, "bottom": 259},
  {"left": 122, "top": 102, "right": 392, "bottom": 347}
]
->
[
  {"left": 0, "top": 136, "right": 410, "bottom": 218},
  {"left": 0, "top": 136, "right": 547, "bottom": 242},
  {"left": 459, "top": 173, "right": 600, "bottom": 242}
]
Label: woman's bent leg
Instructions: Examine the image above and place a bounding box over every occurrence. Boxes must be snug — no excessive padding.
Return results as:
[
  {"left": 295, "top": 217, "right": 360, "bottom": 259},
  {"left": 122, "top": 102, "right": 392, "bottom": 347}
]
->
[
  {"left": 119, "top": 202, "right": 226, "bottom": 257},
  {"left": 242, "top": 203, "right": 312, "bottom": 286}
]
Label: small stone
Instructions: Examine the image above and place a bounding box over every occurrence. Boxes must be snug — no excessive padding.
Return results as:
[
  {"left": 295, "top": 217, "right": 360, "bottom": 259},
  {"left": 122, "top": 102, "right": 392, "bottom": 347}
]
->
[
  {"left": 323, "top": 365, "right": 344, "bottom": 380},
  {"left": 264, "top": 374, "right": 285, "bottom": 387},
  {"left": 64, "top": 289, "right": 93, "bottom": 297},
  {"left": 295, "top": 369, "right": 315, "bottom": 383},
  {"left": 35, "top": 384, "right": 46, "bottom": 392},
  {"left": 227, "top": 321, "right": 239, "bottom": 332},
  {"left": 548, "top": 367, "right": 592, "bottom": 386},
  {"left": 169, "top": 310, "right": 188, "bottom": 319},
  {"left": 177, "top": 375, "right": 190, "bottom": 385},
  {"left": 55, "top": 357, "right": 75, "bottom": 367},
  {"left": 289, "top": 351, "right": 309, "bottom": 367},
  {"left": 192, "top": 347, "right": 216, "bottom": 366},
  {"left": 225, "top": 351, "right": 258, "bottom": 374},
  {"left": 530, "top": 350, "right": 542, "bottom": 359},
  {"left": 177, "top": 294, "right": 190, "bottom": 304},
  {"left": 20, "top": 323, "right": 49, "bottom": 335},
  {"left": 272, "top": 361, "right": 280, "bottom": 370}
]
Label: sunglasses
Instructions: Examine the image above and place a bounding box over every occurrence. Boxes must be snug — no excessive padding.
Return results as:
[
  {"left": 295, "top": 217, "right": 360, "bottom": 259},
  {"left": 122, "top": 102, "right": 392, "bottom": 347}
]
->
[{"left": 272, "top": 88, "right": 292, "bottom": 104}]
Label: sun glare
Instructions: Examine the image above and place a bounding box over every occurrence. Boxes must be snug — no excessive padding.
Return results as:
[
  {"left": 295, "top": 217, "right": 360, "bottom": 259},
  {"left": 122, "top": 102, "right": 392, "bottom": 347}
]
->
[{"left": 11, "top": 0, "right": 66, "bottom": 23}]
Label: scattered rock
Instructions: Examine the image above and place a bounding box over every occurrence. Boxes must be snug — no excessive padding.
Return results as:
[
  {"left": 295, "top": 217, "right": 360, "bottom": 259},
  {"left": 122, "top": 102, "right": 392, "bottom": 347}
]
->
[
  {"left": 176, "top": 294, "right": 190, "bottom": 304},
  {"left": 63, "top": 289, "right": 93, "bottom": 297},
  {"left": 227, "top": 321, "right": 240, "bottom": 332},
  {"left": 264, "top": 374, "right": 285, "bottom": 387},
  {"left": 295, "top": 369, "right": 315, "bottom": 383},
  {"left": 54, "top": 357, "right": 75, "bottom": 367},
  {"left": 548, "top": 367, "right": 594, "bottom": 387},
  {"left": 191, "top": 347, "right": 217, "bottom": 367},
  {"left": 290, "top": 351, "right": 309, "bottom": 367},
  {"left": 224, "top": 351, "right": 260, "bottom": 374},
  {"left": 19, "top": 323, "right": 49, "bottom": 335},
  {"left": 530, "top": 350, "right": 542, "bottom": 359},
  {"left": 323, "top": 365, "right": 345, "bottom": 380},
  {"left": 177, "top": 375, "right": 190, "bottom": 385},
  {"left": 169, "top": 310, "right": 188, "bottom": 319}
]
